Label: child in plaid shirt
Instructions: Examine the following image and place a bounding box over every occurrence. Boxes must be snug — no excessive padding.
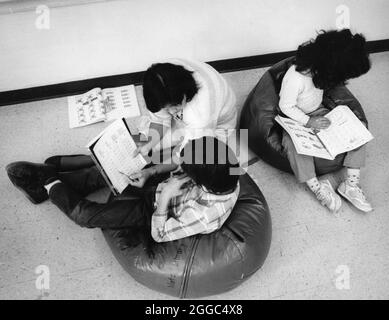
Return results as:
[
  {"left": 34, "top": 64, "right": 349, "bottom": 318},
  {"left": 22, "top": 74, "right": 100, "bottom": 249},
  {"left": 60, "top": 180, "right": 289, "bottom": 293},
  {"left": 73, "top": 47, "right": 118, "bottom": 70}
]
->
[
  {"left": 6, "top": 136, "right": 241, "bottom": 247},
  {"left": 131, "top": 136, "right": 240, "bottom": 242},
  {"left": 151, "top": 167, "right": 239, "bottom": 242}
]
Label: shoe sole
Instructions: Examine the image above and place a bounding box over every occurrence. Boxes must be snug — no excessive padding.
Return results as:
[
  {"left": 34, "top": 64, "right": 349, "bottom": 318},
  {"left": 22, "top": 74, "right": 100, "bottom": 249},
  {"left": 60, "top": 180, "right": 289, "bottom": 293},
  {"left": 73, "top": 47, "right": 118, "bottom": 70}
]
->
[
  {"left": 333, "top": 195, "right": 342, "bottom": 213},
  {"left": 337, "top": 188, "right": 372, "bottom": 213},
  {"left": 320, "top": 180, "right": 342, "bottom": 213}
]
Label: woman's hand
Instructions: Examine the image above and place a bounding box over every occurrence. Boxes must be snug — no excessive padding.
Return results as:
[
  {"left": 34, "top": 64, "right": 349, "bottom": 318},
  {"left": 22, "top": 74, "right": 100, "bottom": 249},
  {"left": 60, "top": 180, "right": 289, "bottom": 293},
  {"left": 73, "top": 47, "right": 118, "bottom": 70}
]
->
[
  {"left": 159, "top": 176, "right": 192, "bottom": 203},
  {"left": 133, "top": 142, "right": 153, "bottom": 158},
  {"left": 127, "top": 168, "right": 155, "bottom": 188},
  {"left": 306, "top": 116, "right": 331, "bottom": 130}
]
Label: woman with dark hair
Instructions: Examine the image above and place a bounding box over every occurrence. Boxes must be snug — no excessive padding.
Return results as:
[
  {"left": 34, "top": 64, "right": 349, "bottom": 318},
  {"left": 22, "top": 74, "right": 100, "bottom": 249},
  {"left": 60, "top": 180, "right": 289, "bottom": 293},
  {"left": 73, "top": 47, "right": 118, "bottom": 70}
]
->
[
  {"left": 137, "top": 58, "right": 237, "bottom": 155},
  {"left": 279, "top": 29, "right": 372, "bottom": 213}
]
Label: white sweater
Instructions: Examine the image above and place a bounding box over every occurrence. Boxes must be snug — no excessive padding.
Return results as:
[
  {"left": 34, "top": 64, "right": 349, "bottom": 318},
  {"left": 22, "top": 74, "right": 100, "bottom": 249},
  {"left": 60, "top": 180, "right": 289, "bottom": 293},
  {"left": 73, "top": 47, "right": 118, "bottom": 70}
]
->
[
  {"left": 149, "top": 58, "right": 237, "bottom": 148},
  {"left": 279, "top": 65, "right": 323, "bottom": 125}
]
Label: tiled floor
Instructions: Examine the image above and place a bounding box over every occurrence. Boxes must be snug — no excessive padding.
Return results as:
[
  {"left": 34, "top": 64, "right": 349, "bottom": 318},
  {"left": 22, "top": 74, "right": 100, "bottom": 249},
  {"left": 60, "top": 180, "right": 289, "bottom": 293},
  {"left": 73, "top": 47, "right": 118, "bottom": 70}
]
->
[{"left": 0, "top": 52, "right": 388, "bottom": 300}]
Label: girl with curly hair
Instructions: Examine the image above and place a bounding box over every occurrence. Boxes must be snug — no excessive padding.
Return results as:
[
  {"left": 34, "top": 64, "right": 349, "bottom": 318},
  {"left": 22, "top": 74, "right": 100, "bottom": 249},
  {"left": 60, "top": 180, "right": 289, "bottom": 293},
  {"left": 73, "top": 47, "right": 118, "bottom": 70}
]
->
[{"left": 279, "top": 29, "right": 372, "bottom": 212}]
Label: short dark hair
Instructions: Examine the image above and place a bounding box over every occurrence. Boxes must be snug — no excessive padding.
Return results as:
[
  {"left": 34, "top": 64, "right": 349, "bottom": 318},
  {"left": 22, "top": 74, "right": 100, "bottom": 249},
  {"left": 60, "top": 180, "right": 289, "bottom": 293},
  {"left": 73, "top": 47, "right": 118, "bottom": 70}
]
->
[
  {"left": 143, "top": 63, "right": 200, "bottom": 113},
  {"left": 180, "top": 136, "right": 240, "bottom": 194},
  {"left": 294, "top": 29, "right": 371, "bottom": 90}
]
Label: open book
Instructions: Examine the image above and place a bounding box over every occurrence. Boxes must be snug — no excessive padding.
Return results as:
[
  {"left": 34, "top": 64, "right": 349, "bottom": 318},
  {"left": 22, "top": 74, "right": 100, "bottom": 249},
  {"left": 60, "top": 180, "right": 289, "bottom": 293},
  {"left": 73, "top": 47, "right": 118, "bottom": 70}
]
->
[
  {"left": 68, "top": 85, "right": 140, "bottom": 128},
  {"left": 275, "top": 105, "right": 374, "bottom": 160},
  {"left": 86, "top": 118, "right": 148, "bottom": 195}
]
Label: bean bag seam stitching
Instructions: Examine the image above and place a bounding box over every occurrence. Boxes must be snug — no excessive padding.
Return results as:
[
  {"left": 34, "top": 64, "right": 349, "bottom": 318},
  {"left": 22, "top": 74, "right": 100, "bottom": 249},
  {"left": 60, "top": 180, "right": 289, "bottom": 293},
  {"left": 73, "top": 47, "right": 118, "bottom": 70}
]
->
[
  {"left": 180, "top": 236, "right": 199, "bottom": 298},
  {"left": 222, "top": 230, "right": 245, "bottom": 274}
]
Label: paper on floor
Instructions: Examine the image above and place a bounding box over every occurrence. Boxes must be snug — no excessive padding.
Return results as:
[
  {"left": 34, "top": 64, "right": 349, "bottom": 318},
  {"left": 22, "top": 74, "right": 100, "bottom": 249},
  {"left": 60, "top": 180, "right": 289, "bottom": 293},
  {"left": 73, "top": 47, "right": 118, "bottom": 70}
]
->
[{"left": 68, "top": 85, "right": 141, "bottom": 128}]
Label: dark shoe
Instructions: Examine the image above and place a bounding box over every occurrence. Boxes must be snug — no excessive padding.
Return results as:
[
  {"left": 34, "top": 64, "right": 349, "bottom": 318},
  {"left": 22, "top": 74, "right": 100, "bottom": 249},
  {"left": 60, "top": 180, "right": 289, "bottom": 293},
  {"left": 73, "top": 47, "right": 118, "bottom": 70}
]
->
[
  {"left": 6, "top": 162, "right": 57, "bottom": 204},
  {"left": 44, "top": 154, "right": 94, "bottom": 171}
]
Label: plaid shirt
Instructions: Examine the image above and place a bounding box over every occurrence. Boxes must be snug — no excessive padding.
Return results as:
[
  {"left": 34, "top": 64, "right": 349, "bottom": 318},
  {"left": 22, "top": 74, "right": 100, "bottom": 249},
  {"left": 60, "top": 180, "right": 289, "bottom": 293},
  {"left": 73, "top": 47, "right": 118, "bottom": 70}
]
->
[{"left": 151, "top": 177, "right": 240, "bottom": 243}]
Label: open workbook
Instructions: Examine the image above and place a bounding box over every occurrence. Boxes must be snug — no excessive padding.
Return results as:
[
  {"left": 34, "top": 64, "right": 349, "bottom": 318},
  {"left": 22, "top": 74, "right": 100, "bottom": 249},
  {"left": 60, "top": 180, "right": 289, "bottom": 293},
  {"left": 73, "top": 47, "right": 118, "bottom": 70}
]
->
[
  {"left": 275, "top": 105, "right": 374, "bottom": 160},
  {"left": 86, "top": 118, "right": 148, "bottom": 195},
  {"left": 68, "top": 85, "right": 141, "bottom": 128}
]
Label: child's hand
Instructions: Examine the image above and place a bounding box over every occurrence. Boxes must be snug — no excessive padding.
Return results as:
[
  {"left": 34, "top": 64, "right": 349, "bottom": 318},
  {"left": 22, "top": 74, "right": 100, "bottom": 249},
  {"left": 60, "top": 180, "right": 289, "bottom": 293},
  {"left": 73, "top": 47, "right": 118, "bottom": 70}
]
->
[
  {"left": 133, "top": 142, "right": 152, "bottom": 158},
  {"left": 160, "top": 176, "right": 191, "bottom": 202},
  {"left": 307, "top": 116, "right": 331, "bottom": 130},
  {"left": 126, "top": 168, "right": 154, "bottom": 188}
]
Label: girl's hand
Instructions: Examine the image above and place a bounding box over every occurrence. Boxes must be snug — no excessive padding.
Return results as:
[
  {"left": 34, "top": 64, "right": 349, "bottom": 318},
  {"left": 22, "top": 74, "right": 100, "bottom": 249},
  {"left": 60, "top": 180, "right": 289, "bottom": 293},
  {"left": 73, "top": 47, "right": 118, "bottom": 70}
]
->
[
  {"left": 127, "top": 168, "right": 154, "bottom": 188},
  {"left": 307, "top": 116, "right": 331, "bottom": 130},
  {"left": 160, "top": 176, "right": 191, "bottom": 202}
]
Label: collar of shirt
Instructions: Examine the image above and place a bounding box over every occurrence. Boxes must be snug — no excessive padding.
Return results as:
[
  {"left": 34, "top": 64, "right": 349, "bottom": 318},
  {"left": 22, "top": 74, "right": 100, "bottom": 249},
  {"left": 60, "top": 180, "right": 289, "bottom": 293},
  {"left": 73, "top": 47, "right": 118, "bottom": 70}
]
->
[{"left": 154, "top": 179, "right": 240, "bottom": 218}]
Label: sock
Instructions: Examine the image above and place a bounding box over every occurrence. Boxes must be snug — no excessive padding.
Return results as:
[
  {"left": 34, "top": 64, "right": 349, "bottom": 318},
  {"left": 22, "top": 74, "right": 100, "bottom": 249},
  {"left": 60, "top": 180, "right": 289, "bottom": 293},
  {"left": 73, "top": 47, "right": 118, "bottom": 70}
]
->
[
  {"left": 44, "top": 178, "right": 61, "bottom": 193},
  {"left": 306, "top": 177, "right": 320, "bottom": 193},
  {"left": 346, "top": 168, "right": 360, "bottom": 186}
]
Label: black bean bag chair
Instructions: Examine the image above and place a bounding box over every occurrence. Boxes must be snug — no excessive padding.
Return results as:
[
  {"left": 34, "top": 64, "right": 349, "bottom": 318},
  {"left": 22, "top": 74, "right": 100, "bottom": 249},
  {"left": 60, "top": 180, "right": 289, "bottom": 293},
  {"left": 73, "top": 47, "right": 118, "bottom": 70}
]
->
[
  {"left": 103, "top": 173, "right": 271, "bottom": 298},
  {"left": 240, "top": 57, "right": 368, "bottom": 175}
]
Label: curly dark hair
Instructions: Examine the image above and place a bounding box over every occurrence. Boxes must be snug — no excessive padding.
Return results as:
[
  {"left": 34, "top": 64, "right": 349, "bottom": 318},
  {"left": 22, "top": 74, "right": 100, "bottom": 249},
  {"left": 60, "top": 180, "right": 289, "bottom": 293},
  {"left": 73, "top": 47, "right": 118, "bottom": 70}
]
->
[
  {"left": 294, "top": 29, "right": 371, "bottom": 90},
  {"left": 143, "top": 63, "right": 200, "bottom": 113}
]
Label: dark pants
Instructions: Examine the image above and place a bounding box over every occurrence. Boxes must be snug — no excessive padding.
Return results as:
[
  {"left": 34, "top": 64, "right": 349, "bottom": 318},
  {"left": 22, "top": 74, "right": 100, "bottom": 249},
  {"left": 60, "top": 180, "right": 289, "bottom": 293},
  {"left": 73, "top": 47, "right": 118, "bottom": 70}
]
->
[{"left": 49, "top": 165, "right": 167, "bottom": 230}]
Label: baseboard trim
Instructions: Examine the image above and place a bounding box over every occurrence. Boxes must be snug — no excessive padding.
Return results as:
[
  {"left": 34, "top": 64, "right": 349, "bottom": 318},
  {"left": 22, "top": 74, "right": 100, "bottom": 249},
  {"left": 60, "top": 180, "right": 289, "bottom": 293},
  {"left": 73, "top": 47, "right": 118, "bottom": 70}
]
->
[{"left": 1, "top": 39, "right": 388, "bottom": 107}]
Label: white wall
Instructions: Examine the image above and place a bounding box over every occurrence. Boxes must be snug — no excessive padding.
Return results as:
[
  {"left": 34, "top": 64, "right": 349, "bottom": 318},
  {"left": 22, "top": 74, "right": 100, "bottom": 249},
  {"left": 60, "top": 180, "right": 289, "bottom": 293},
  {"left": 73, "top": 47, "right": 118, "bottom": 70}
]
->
[{"left": 0, "top": 0, "right": 388, "bottom": 91}]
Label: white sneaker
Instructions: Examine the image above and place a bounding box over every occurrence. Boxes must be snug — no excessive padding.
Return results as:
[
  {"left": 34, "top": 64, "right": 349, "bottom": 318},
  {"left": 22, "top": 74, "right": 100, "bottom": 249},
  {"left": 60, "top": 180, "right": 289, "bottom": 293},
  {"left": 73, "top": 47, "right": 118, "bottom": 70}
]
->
[
  {"left": 315, "top": 180, "right": 342, "bottom": 212},
  {"left": 337, "top": 181, "right": 373, "bottom": 212}
]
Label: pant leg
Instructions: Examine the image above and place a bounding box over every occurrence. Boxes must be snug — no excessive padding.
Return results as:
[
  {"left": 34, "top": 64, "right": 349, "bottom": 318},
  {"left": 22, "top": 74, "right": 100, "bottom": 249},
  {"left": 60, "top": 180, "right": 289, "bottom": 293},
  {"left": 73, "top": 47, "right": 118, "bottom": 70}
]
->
[
  {"left": 343, "top": 144, "right": 366, "bottom": 168},
  {"left": 48, "top": 181, "right": 154, "bottom": 229},
  {"left": 50, "top": 163, "right": 163, "bottom": 228},
  {"left": 58, "top": 166, "right": 107, "bottom": 197},
  {"left": 53, "top": 154, "right": 95, "bottom": 172},
  {"left": 282, "top": 132, "right": 317, "bottom": 183}
]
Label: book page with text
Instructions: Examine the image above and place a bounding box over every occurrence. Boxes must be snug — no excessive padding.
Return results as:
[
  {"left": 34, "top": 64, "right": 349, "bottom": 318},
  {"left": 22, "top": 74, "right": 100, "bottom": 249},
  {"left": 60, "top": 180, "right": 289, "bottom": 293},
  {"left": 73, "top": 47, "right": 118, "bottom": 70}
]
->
[
  {"left": 91, "top": 119, "right": 147, "bottom": 194},
  {"left": 68, "top": 88, "right": 106, "bottom": 128},
  {"left": 102, "top": 85, "right": 141, "bottom": 122},
  {"left": 275, "top": 116, "right": 334, "bottom": 160},
  {"left": 317, "top": 105, "right": 374, "bottom": 156}
]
